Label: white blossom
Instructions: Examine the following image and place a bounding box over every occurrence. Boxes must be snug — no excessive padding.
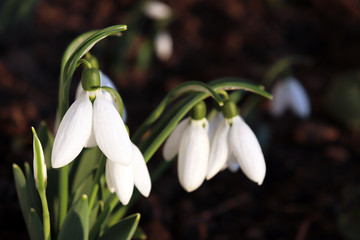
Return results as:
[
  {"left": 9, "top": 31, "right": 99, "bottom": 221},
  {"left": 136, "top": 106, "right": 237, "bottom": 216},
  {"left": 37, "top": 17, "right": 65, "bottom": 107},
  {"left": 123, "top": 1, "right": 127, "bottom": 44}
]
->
[
  {"left": 270, "top": 76, "right": 311, "bottom": 118},
  {"left": 207, "top": 115, "right": 266, "bottom": 185},
  {"left": 163, "top": 117, "right": 209, "bottom": 192},
  {"left": 154, "top": 31, "right": 173, "bottom": 61},
  {"left": 106, "top": 143, "right": 151, "bottom": 205},
  {"left": 143, "top": 1, "right": 172, "bottom": 20},
  {"left": 52, "top": 90, "right": 132, "bottom": 168}
]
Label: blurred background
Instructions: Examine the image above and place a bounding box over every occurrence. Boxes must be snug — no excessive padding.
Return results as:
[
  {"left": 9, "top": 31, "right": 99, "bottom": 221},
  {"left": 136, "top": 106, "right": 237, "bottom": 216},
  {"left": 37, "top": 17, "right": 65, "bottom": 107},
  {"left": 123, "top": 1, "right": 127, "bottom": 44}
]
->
[{"left": 1, "top": 0, "right": 360, "bottom": 239}]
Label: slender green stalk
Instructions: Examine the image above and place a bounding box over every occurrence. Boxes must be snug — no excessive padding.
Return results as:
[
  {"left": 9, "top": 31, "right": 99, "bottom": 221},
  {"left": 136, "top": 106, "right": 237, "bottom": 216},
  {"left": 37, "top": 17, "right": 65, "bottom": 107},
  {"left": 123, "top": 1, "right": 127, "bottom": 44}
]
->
[
  {"left": 88, "top": 184, "right": 99, "bottom": 212},
  {"left": 58, "top": 165, "right": 68, "bottom": 228},
  {"left": 39, "top": 190, "right": 51, "bottom": 240}
]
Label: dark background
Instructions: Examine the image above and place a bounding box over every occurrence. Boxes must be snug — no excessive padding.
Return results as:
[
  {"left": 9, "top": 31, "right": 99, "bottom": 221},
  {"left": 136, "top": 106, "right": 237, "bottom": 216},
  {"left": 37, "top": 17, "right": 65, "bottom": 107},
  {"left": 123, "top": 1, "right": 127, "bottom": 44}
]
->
[{"left": 1, "top": 0, "right": 360, "bottom": 239}]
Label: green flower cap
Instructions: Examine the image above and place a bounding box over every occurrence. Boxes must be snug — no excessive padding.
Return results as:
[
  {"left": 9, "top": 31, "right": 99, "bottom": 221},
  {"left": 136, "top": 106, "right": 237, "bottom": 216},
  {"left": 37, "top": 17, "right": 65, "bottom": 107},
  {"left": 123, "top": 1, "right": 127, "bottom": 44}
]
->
[
  {"left": 81, "top": 67, "right": 100, "bottom": 91},
  {"left": 190, "top": 101, "right": 207, "bottom": 120}
]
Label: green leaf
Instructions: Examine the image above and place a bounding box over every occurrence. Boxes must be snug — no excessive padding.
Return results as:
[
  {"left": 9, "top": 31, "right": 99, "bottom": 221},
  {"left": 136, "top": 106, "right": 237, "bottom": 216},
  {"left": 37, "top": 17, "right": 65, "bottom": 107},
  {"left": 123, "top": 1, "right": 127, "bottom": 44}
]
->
[
  {"left": 210, "top": 77, "right": 272, "bottom": 100},
  {"left": 13, "top": 164, "right": 44, "bottom": 240},
  {"left": 133, "top": 227, "right": 147, "bottom": 240},
  {"left": 89, "top": 203, "right": 111, "bottom": 240},
  {"left": 13, "top": 164, "right": 31, "bottom": 226},
  {"left": 132, "top": 81, "right": 223, "bottom": 143},
  {"left": 24, "top": 162, "right": 42, "bottom": 217},
  {"left": 70, "top": 147, "right": 101, "bottom": 194},
  {"left": 58, "top": 195, "right": 89, "bottom": 240},
  {"left": 58, "top": 25, "right": 127, "bottom": 120},
  {"left": 28, "top": 208, "right": 45, "bottom": 240},
  {"left": 99, "top": 213, "right": 140, "bottom": 240}
]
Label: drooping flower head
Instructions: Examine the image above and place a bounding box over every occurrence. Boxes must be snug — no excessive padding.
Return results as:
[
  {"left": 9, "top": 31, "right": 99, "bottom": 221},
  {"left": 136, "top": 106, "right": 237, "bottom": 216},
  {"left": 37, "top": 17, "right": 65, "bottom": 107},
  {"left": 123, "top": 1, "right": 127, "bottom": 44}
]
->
[
  {"left": 207, "top": 100, "right": 266, "bottom": 185},
  {"left": 163, "top": 101, "right": 210, "bottom": 192},
  {"left": 52, "top": 67, "right": 132, "bottom": 168}
]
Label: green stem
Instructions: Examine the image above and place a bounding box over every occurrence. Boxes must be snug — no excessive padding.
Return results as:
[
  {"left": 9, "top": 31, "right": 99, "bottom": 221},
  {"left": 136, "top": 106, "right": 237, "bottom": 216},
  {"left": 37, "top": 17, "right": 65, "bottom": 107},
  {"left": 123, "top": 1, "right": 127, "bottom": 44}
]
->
[
  {"left": 39, "top": 191, "right": 51, "bottom": 240},
  {"left": 58, "top": 165, "right": 68, "bottom": 229},
  {"left": 88, "top": 184, "right": 99, "bottom": 212}
]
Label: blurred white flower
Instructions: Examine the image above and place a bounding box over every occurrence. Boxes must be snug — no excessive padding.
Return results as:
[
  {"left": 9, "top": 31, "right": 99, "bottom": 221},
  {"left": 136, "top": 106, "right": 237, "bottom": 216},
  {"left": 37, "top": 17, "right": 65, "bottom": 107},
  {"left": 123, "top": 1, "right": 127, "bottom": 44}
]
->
[
  {"left": 207, "top": 115, "right": 266, "bottom": 185},
  {"left": 163, "top": 117, "right": 209, "bottom": 192},
  {"left": 154, "top": 31, "right": 173, "bottom": 61},
  {"left": 52, "top": 90, "right": 132, "bottom": 168},
  {"left": 143, "top": 1, "right": 172, "bottom": 20},
  {"left": 270, "top": 76, "right": 311, "bottom": 118},
  {"left": 106, "top": 143, "right": 151, "bottom": 205}
]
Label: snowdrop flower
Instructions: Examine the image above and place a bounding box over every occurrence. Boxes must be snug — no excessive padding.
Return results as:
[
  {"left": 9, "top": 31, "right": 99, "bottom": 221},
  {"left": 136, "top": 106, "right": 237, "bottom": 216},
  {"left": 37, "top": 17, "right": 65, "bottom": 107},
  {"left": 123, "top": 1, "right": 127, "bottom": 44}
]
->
[
  {"left": 52, "top": 67, "right": 132, "bottom": 168},
  {"left": 270, "top": 76, "right": 311, "bottom": 118},
  {"left": 154, "top": 31, "right": 173, "bottom": 61},
  {"left": 106, "top": 143, "right": 151, "bottom": 205},
  {"left": 32, "top": 127, "right": 47, "bottom": 189},
  {"left": 207, "top": 100, "right": 266, "bottom": 185},
  {"left": 163, "top": 101, "right": 209, "bottom": 192},
  {"left": 76, "top": 70, "right": 127, "bottom": 124},
  {"left": 143, "top": 1, "right": 172, "bottom": 20}
]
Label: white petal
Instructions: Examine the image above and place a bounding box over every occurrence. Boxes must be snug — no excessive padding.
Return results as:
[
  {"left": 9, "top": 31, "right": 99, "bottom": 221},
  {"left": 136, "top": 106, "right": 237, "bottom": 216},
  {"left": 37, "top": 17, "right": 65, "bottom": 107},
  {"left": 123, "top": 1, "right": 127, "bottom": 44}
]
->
[
  {"left": 143, "top": 1, "right": 172, "bottom": 20},
  {"left": 52, "top": 93, "right": 93, "bottom": 168},
  {"left": 155, "top": 31, "right": 173, "bottom": 61},
  {"left": 227, "top": 153, "right": 240, "bottom": 172},
  {"left": 270, "top": 81, "right": 288, "bottom": 118},
  {"left": 229, "top": 116, "right": 266, "bottom": 185},
  {"left": 99, "top": 71, "right": 117, "bottom": 90},
  {"left": 131, "top": 144, "right": 151, "bottom": 197},
  {"left": 83, "top": 128, "right": 97, "bottom": 148},
  {"left": 108, "top": 160, "right": 134, "bottom": 205},
  {"left": 285, "top": 77, "right": 311, "bottom": 118},
  {"left": 93, "top": 93, "right": 132, "bottom": 166},
  {"left": 162, "top": 118, "right": 190, "bottom": 161},
  {"left": 206, "top": 120, "right": 230, "bottom": 180},
  {"left": 178, "top": 119, "right": 209, "bottom": 192},
  {"left": 105, "top": 160, "right": 115, "bottom": 193},
  {"left": 208, "top": 111, "right": 224, "bottom": 142}
]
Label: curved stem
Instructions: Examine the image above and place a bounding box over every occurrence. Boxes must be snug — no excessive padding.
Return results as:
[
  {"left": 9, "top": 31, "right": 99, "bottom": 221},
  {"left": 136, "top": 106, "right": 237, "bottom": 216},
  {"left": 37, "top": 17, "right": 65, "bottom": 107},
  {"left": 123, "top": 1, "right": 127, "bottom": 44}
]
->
[{"left": 39, "top": 190, "right": 51, "bottom": 240}]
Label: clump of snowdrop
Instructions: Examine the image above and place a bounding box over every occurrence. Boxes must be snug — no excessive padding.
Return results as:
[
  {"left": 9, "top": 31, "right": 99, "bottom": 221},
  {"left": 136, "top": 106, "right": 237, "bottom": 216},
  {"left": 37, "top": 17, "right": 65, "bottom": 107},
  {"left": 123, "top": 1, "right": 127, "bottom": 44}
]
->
[
  {"left": 270, "top": 76, "right": 311, "bottom": 118},
  {"left": 207, "top": 100, "right": 266, "bottom": 185},
  {"left": 163, "top": 101, "right": 210, "bottom": 192}
]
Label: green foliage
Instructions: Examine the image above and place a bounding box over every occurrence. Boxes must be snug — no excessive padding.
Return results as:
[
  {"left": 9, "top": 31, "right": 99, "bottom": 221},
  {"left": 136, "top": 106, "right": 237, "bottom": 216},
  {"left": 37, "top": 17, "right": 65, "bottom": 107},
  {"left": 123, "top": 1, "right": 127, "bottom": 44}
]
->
[
  {"left": 327, "top": 72, "right": 360, "bottom": 130},
  {"left": 58, "top": 195, "right": 89, "bottom": 240}
]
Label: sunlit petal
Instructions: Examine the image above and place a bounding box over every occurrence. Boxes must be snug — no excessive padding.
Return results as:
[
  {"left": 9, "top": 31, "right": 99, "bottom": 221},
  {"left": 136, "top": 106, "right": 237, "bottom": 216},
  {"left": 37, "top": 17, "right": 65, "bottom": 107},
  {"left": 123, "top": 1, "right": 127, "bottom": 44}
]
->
[
  {"left": 108, "top": 160, "right": 134, "bottom": 205},
  {"left": 105, "top": 160, "right": 115, "bottom": 193},
  {"left": 206, "top": 120, "right": 230, "bottom": 180},
  {"left": 178, "top": 119, "right": 209, "bottom": 192},
  {"left": 229, "top": 116, "right": 266, "bottom": 185},
  {"left": 93, "top": 93, "right": 132, "bottom": 166},
  {"left": 132, "top": 144, "right": 151, "bottom": 197},
  {"left": 52, "top": 93, "right": 92, "bottom": 168},
  {"left": 163, "top": 118, "right": 189, "bottom": 161}
]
